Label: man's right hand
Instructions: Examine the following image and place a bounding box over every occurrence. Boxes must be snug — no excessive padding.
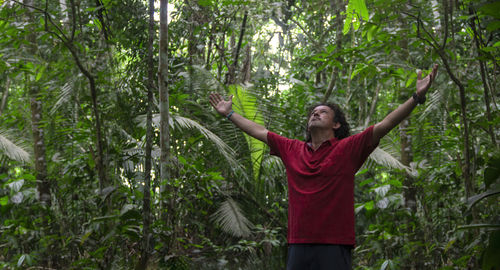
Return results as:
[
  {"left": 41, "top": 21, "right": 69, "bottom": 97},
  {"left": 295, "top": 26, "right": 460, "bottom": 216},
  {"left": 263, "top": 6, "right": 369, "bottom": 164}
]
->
[
  {"left": 208, "top": 92, "right": 269, "bottom": 143},
  {"left": 209, "top": 93, "right": 233, "bottom": 117}
]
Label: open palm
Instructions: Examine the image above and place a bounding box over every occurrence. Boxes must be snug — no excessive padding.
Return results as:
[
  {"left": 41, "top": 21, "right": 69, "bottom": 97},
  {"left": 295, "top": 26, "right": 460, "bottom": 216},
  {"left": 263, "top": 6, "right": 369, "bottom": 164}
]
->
[
  {"left": 209, "top": 93, "right": 233, "bottom": 116},
  {"left": 416, "top": 64, "right": 439, "bottom": 96}
]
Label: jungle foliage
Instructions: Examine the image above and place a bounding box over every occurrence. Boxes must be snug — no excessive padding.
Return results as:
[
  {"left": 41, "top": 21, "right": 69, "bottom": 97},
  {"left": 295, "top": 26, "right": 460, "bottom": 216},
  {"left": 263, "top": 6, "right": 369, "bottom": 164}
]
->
[{"left": 0, "top": 0, "right": 499, "bottom": 269}]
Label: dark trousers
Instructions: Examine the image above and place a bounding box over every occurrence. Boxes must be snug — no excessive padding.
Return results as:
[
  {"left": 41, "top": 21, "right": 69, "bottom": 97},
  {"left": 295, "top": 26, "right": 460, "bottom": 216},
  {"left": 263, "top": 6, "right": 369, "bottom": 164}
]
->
[{"left": 286, "top": 244, "right": 352, "bottom": 270}]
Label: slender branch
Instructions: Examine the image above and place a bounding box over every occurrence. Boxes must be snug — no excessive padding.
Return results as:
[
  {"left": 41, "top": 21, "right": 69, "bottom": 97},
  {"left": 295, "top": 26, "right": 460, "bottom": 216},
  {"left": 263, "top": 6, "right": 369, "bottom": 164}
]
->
[
  {"left": 289, "top": 17, "right": 321, "bottom": 49},
  {"left": 410, "top": 8, "right": 473, "bottom": 198}
]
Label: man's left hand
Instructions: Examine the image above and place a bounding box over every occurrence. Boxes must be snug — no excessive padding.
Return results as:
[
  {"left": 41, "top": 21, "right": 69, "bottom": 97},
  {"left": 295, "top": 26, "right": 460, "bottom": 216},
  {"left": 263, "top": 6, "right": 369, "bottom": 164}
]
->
[{"left": 416, "top": 64, "right": 439, "bottom": 97}]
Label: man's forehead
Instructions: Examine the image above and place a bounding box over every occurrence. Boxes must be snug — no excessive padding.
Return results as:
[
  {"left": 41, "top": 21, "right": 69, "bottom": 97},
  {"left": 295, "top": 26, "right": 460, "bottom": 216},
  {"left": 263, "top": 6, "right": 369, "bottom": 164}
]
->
[{"left": 312, "top": 105, "right": 333, "bottom": 112}]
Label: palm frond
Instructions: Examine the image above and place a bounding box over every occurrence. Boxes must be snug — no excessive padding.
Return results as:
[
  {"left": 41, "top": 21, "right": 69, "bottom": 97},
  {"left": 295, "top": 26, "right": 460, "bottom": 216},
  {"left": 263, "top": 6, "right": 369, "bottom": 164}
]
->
[
  {"left": 173, "top": 115, "right": 242, "bottom": 168},
  {"left": 50, "top": 77, "right": 77, "bottom": 115},
  {"left": 0, "top": 128, "right": 31, "bottom": 163},
  {"left": 211, "top": 197, "right": 253, "bottom": 237},
  {"left": 136, "top": 113, "right": 244, "bottom": 173},
  {"left": 418, "top": 89, "right": 442, "bottom": 121},
  {"left": 229, "top": 84, "right": 266, "bottom": 180},
  {"left": 368, "top": 146, "right": 415, "bottom": 175}
]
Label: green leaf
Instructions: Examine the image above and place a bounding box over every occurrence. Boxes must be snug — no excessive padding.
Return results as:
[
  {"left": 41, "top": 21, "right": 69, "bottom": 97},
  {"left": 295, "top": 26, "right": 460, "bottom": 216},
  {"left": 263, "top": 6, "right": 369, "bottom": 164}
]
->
[
  {"left": 0, "top": 196, "right": 8, "bottom": 206},
  {"left": 482, "top": 231, "right": 500, "bottom": 270},
  {"left": 198, "top": 0, "right": 212, "bottom": 6},
  {"left": 406, "top": 73, "right": 417, "bottom": 88},
  {"left": 367, "top": 25, "right": 377, "bottom": 42},
  {"left": 22, "top": 173, "right": 36, "bottom": 181},
  {"left": 81, "top": 231, "right": 92, "bottom": 245},
  {"left": 479, "top": 2, "right": 500, "bottom": 19},
  {"left": 467, "top": 188, "right": 500, "bottom": 209},
  {"left": 486, "top": 21, "right": 500, "bottom": 32},
  {"left": 457, "top": 224, "right": 500, "bottom": 230},
  {"left": 484, "top": 155, "right": 500, "bottom": 189},
  {"left": 228, "top": 85, "right": 265, "bottom": 181},
  {"left": 365, "top": 200, "right": 375, "bottom": 210}
]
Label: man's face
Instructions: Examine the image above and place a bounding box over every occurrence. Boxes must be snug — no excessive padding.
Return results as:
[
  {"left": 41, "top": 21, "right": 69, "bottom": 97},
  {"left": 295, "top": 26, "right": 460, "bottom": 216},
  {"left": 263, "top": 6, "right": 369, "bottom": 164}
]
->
[{"left": 308, "top": 105, "right": 338, "bottom": 131}]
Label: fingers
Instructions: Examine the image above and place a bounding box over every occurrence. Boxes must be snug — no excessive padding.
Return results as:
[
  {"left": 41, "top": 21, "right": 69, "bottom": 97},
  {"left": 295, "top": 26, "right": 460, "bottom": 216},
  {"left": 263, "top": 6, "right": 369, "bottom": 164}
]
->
[
  {"left": 417, "top": 70, "right": 422, "bottom": 80},
  {"left": 209, "top": 93, "right": 221, "bottom": 108},
  {"left": 209, "top": 92, "right": 231, "bottom": 109},
  {"left": 431, "top": 64, "right": 438, "bottom": 81}
]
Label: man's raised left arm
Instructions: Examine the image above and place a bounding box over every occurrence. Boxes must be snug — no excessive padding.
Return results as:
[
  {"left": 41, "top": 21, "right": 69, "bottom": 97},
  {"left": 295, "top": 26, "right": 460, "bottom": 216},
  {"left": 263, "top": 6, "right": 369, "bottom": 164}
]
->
[{"left": 372, "top": 64, "right": 439, "bottom": 145}]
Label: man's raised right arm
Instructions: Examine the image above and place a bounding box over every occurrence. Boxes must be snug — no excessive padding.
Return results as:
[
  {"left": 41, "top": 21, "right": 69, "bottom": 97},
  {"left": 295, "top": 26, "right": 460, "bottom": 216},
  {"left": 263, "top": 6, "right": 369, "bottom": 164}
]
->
[{"left": 209, "top": 93, "right": 269, "bottom": 144}]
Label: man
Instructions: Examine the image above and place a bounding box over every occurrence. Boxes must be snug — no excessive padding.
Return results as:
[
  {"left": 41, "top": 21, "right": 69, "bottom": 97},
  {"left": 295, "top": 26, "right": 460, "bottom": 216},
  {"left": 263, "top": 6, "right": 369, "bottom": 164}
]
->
[{"left": 209, "top": 64, "right": 438, "bottom": 269}]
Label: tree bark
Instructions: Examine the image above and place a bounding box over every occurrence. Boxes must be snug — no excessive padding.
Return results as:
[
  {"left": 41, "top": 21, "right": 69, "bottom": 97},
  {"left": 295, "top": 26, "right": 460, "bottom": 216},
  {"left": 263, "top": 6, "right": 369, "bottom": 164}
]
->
[
  {"left": 241, "top": 44, "right": 251, "bottom": 83},
  {"left": 136, "top": 1, "right": 155, "bottom": 269},
  {"left": 159, "top": 0, "right": 171, "bottom": 227},
  {"left": 24, "top": 0, "right": 51, "bottom": 206},
  {"left": 0, "top": 77, "right": 9, "bottom": 116},
  {"left": 398, "top": 7, "right": 416, "bottom": 211},
  {"left": 322, "top": 0, "right": 344, "bottom": 102},
  {"left": 225, "top": 10, "right": 248, "bottom": 85}
]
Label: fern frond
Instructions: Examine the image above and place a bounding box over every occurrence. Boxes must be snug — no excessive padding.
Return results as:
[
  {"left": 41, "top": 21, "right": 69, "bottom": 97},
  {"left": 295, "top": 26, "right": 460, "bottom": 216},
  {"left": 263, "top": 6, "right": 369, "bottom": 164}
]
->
[
  {"left": 0, "top": 128, "right": 30, "bottom": 163},
  {"left": 136, "top": 113, "right": 244, "bottom": 173},
  {"left": 211, "top": 197, "right": 253, "bottom": 237},
  {"left": 50, "top": 77, "right": 77, "bottom": 115},
  {"left": 418, "top": 90, "right": 442, "bottom": 121},
  {"left": 369, "top": 146, "right": 416, "bottom": 175}
]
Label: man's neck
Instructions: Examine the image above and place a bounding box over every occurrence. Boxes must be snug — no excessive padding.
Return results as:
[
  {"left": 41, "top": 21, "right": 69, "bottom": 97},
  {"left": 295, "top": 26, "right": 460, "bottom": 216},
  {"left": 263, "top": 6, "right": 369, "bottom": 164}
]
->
[{"left": 310, "top": 130, "right": 335, "bottom": 150}]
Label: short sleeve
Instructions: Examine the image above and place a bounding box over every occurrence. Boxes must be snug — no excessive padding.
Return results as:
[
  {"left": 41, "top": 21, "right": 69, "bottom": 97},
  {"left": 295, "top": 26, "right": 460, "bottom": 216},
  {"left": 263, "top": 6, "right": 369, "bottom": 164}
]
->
[
  {"left": 267, "top": 131, "right": 294, "bottom": 157},
  {"left": 342, "top": 125, "right": 379, "bottom": 170}
]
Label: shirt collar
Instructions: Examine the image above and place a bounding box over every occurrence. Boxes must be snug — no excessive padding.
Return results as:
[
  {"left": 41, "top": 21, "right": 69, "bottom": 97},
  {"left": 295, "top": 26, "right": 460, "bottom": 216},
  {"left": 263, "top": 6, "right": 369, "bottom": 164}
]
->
[{"left": 306, "top": 137, "right": 339, "bottom": 149}]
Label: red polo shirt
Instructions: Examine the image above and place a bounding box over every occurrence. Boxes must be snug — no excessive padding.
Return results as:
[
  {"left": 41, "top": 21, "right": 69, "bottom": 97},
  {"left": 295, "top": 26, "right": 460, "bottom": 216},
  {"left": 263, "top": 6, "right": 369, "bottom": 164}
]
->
[{"left": 267, "top": 126, "right": 378, "bottom": 245}]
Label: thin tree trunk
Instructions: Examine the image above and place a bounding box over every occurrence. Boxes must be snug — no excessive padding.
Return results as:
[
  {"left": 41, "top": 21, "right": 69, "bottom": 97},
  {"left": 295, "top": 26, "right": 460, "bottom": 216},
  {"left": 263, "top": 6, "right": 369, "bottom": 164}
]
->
[
  {"left": 225, "top": 10, "right": 248, "bottom": 85},
  {"left": 136, "top": 1, "right": 155, "bottom": 269},
  {"left": 322, "top": 0, "right": 344, "bottom": 102},
  {"left": 159, "top": 0, "right": 171, "bottom": 236},
  {"left": 398, "top": 8, "right": 416, "bottom": 211},
  {"left": 241, "top": 44, "right": 251, "bottom": 83},
  {"left": 24, "top": 0, "right": 51, "bottom": 206},
  {"left": 0, "top": 77, "right": 9, "bottom": 116},
  {"left": 21, "top": 0, "right": 109, "bottom": 190},
  {"left": 364, "top": 84, "right": 381, "bottom": 128}
]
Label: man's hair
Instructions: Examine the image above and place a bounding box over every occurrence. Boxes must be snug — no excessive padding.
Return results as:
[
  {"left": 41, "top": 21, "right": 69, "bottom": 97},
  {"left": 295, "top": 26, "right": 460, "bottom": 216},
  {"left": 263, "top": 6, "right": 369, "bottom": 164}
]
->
[{"left": 306, "top": 103, "right": 350, "bottom": 141}]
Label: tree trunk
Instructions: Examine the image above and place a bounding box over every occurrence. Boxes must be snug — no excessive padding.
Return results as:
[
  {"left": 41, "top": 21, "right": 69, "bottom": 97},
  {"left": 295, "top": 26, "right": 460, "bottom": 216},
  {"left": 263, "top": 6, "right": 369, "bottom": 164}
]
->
[
  {"left": 0, "top": 77, "right": 9, "bottom": 116},
  {"left": 225, "top": 11, "right": 248, "bottom": 85},
  {"left": 24, "top": 0, "right": 51, "bottom": 206},
  {"left": 241, "top": 44, "right": 251, "bottom": 83},
  {"left": 136, "top": 1, "right": 155, "bottom": 269},
  {"left": 397, "top": 8, "right": 416, "bottom": 211},
  {"left": 159, "top": 0, "right": 171, "bottom": 236},
  {"left": 322, "top": 0, "right": 344, "bottom": 102},
  {"left": 57, "top": 1, "right": 108, "bottom": 191}
]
